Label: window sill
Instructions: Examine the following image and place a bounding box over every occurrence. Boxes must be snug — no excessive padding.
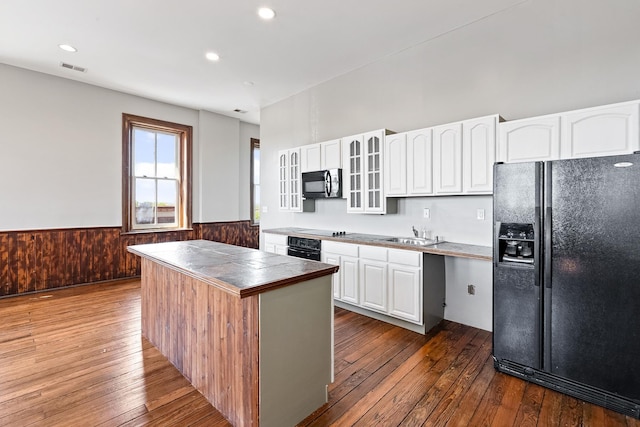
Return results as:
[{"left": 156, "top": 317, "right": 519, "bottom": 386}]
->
[{"left": 120, "top": 227, "right": 194, "bottom": 236}]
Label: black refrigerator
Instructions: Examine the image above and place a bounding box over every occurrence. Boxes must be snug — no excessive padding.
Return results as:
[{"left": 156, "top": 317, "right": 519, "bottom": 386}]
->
[{"left": 493, "top": 153, "right": 640, "bottom": 418}]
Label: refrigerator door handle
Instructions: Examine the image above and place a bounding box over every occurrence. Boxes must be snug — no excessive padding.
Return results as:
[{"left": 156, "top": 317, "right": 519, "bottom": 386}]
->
[
  {"left": 544, "top": 206, "right": 552, "bottom": 288},
  {"left": 534, "top": 207, "right": 541, "bottom": 287},
  {"left": 494, "top": 221, "right": 501, "bottom": 268}
]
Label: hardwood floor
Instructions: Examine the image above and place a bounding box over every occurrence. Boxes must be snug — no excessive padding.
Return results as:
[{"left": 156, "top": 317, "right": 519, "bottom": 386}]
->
[{"left": 0, "top": 280, "right": 637, "bottom": 426}]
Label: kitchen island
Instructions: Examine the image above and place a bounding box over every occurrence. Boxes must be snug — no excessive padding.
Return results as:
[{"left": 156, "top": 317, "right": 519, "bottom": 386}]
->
[{"left": 127, "top": 240, "right": 338, "bottom": 427}]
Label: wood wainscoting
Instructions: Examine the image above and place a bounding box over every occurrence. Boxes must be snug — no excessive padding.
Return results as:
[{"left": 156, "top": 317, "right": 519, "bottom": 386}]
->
[{"left": 0, "top": 221, "right": 259, "bottom": 298}]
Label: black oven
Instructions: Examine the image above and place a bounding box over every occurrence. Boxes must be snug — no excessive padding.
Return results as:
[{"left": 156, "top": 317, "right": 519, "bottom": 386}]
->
[{"left": 287, "top": 236, "right": 321, "bottom": 261}]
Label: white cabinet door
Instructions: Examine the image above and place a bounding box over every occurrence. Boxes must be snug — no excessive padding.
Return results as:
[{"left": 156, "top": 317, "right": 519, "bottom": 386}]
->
[
  {"left": 322, "top": 252, "right": 341, "bottom": 300},
  {"left": 277, "top": 150, "right": 289, "bottom": 210},
  {"left": 343, "top": 135, "right": 364, "bottom": 212},
  {"left": 340, "top": 256, "right": 359, "bottom": 305},
  {"left": 288, "top": 149, "right": 303, "bottom": 212},
  {"left": 406, "top": 128, "right": 433, "bottom": 196},
  {"left": 363, "top": 130, "right": 386, "bottom": 213},
  {"left": 321, "top": 139, "right": 342, "bottom": 169},
  {"left": 561, "top": 102, "right": 640, "bottom": 159},
  {"left": 300, "top": 143, "right": 321, "bottom": 172},
  {"left": 360, "top": 259, "right": 387, "bottom": 313},
  {"left": 384, "top": 132, "right": 407, "bottom": 196},
  {"left": 463, "top": 115, "right": 496, "bottom": 194},
  {"left": 433, "top": 122, "right": 463, "bottom": 194},
  {"left": 498, "top": 115, "right": 561, "bottom": 163},
  {"left": 388, "top": 264, "right": 422, "bottom": 323}
]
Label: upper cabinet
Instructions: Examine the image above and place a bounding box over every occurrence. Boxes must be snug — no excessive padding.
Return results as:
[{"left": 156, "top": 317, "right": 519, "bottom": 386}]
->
[
  {"left": 300, "top": 143, "right": 321, "bottom": 172},
  {"left": 498, "top": 100, "right": 640, "bottom": 163},
  {"left": 384, "top": 133, "right": 407, "bottom": 196},
  {"left": 463, "top": 115, "right": 498, "bottom": 193},
  {"left": 498, "top": 115, "right": 561, "bottom": 163},
  {"left": 406, "top": 128, "right": 434, "bottom": 196},
  {"left": 384, "top": 128, "right": 433, "bottom": 197},
  {"left": 433, "top": 122, "right": 463, "bottom": 194},
  {"left": 561, "top": 102, "right": 640, "bottom": 159},
  {"left": 300, "top": 139, "right": 343, "bottom": 172},
  {"left": 278, "top": 148, "right": 314, "bottom": 212},
  {"left": 322, "top": 139, "right": 342, "bottom": 170},
  {"left": 344, "top": 129, "right": 396, "bottom": 214},
  {"left": 385, "top": 115, "right": 497, "bottom": 197}
]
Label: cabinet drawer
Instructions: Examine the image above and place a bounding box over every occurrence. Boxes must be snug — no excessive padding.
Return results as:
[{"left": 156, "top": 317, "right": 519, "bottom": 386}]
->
[
  {"left": 264, "top": 233, "right": 287, "bottom": 246},
  {"left": 388, "top": 249, "right": 422, "bottom": 267},
  {"left": 359, "top": 245, "right": 388, "bottom": 261},
  {"left": 322, "top": 241, "right": 359, "bottom": 257}
]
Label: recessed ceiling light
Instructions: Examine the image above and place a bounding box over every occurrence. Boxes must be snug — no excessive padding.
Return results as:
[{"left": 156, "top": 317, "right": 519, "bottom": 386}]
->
[
  {"left": 205, "top": 52, "right": 220, "bottom": 61},
  {"left": 258, "top": 7, "right": 276, "bottom": 20},
  {"left": 58, "top": 44, "right": 77, "bottom": 52},
  {"left": 243, "top": 81, "right": 255, "bottom": 87}
]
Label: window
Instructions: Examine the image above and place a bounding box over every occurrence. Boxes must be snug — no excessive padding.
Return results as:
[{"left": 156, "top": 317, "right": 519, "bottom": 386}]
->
[
  {"left": 122, "top": 114, "right": 192, "bottom": 232},
  {"left": 250, "top": 138, "right": 260, "bottom": 225}
]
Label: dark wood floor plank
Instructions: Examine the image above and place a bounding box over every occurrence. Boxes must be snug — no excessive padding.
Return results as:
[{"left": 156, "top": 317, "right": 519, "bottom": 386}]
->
[
  {"left": 356, "top": 328, "right": 483, "bottom": 426},
  {"left": 0, "top": 280, "right": 637, "bottom": 427}
]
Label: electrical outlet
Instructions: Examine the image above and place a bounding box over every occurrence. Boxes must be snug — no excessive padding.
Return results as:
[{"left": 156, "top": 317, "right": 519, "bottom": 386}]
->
[
  {"left": 467, "top": 284, "right": 476, "bottom": 295},
  {"left": 476, "top": 209, "right": 485, "bottom": 220},
  {"left": 262, "top": 206, "right": 268, "bottom": 213},
  {"left": 423, "top": 208, "right": 430, "bottom": 219}
]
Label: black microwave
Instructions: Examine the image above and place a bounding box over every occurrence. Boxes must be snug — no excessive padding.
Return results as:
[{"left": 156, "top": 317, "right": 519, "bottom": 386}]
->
[{"left": 302, "top": 169, "right": 342, "bottom": 199}]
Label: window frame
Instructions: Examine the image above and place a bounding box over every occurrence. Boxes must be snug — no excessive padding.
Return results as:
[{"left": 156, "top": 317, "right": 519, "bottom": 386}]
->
[
  {"left": 122, "top": 113, "right": 192, "bottom": 234},
  {"left": 250, "top": 138, "right": 260, "bottom": 226}
]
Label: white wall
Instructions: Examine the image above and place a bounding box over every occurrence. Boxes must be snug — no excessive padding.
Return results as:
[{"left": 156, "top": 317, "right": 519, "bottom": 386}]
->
[
  {"left": 0, "top": 63, "right": 256, "bottom": 231},
  {"left": 259, "top": 0, "right": 640, "bottom": 330}
]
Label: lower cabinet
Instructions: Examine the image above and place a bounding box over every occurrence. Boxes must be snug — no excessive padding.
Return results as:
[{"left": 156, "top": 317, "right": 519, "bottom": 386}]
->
[
  {"left": 263, "top": 233, "right": 288, "bottom": 255},
  {"left": 323, "top": 241, "right": 425, "bottom": 325},
  {"left": 388, "top": 264, "right": 421, "bottom": 323}
]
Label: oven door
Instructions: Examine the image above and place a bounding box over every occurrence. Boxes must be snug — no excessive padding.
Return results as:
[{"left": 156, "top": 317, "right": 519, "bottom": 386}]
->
[{"left": 287, "top": 247, "right": 321, "bottom": 261}]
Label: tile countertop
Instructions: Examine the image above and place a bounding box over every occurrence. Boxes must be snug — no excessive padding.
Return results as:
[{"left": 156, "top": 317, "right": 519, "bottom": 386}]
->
[
  {"left": 127, "top": 240, "right": 339, "bottom": 298},
  {"left": 263, "top": 227, "right": 493, "bottom": 261}
]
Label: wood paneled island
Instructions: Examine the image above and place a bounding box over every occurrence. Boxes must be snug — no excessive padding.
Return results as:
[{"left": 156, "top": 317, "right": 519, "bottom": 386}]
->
[{"left": 127, "top": 240, "right": 338, "bottom": 427}]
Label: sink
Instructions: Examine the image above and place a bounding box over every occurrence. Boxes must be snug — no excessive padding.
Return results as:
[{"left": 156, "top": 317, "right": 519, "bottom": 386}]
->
[{"left": 385, "top": 237, "right": 441, "bottom": 247}]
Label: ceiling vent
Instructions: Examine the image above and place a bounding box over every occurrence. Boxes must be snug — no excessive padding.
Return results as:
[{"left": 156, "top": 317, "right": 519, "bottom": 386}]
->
[
  {"left": 233, "top": 108, "right": 247, "bottom": 114},
  {"left": 60, "top": 62, "right": 87, "bottom": 73}
]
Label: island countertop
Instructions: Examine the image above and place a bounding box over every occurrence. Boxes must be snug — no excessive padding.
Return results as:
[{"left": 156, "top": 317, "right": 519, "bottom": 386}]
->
[{"left": 127, "top": 239, "right": 338, "bottom": 298}]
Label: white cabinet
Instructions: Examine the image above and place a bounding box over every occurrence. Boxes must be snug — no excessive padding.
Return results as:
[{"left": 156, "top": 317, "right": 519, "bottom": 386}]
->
[
  {"left": 384, "top": 127, "right": 435, "bottom": 197},
  {"left": 407, "top": 128, "right": 434, "bottom": 196},
  {"left": 340, "top": 256, "right": 360, "bottom": 305},
  {"left": 321, "top": 139, "right": 342, "bottom": 170},
  {"left": 322, "top": 252, "right": 342, "bottom": 299},
  {"left": 263, "top": 233, "right": 288, "bottom": 255},
  {"left": 498, "top": 99, "right": 640, "bottom": 163},
  {"left": 384, "top": 133, "right": 407, "bottom": 196},
  {"left": 301, "top": 139, "right": 343, "bottom": 172},
  {"left": 300, "top": 144, "right": 321, "bottom": 173},
  {"left": 463, "top": 115, "right": 497, "bottom": 193},
  {"left": 498, "top": 115, "right": 561, "bottom": 163},
  {"left": 387, "top": 249, "right": 423, "bottom": 323},
  {"left": 343, "top": 134, "right": 364, "bottom": 211},
  {"left": 386, "top": 117, "right": 495, "bottom": 197},
  {"left": 561, "top": 101, "right": 640, "bottom": 159},
  {"left": 323, "top": 241, "right": 360, "bottom": 305},
  {"left": 359, "top": 245, "right": 388, "bottom": 313},
  {"left": 388, "top": 265, "right": 422, "bottom": 323},
  {"left": 277, "top": 148, "right": 313, "bottom": 212},
  {"left": 326, "top": 240, "right": 425, "bottom": 326},
  {"left": 433, "top": 122, "right": 463, "bottom": 194},
  {"left": 344, "top": 129, "right": 394, "bottom": 214}
]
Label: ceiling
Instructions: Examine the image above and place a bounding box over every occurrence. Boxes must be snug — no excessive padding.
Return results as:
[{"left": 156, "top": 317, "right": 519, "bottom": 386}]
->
[{"left": 0, "top": 0, "right": 524, "bottom": 124}]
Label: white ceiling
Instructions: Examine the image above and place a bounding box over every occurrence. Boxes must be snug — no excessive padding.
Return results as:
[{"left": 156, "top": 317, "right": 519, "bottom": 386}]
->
[{"left": 0, "top": 0, "right": 525, "bottom": 124}]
